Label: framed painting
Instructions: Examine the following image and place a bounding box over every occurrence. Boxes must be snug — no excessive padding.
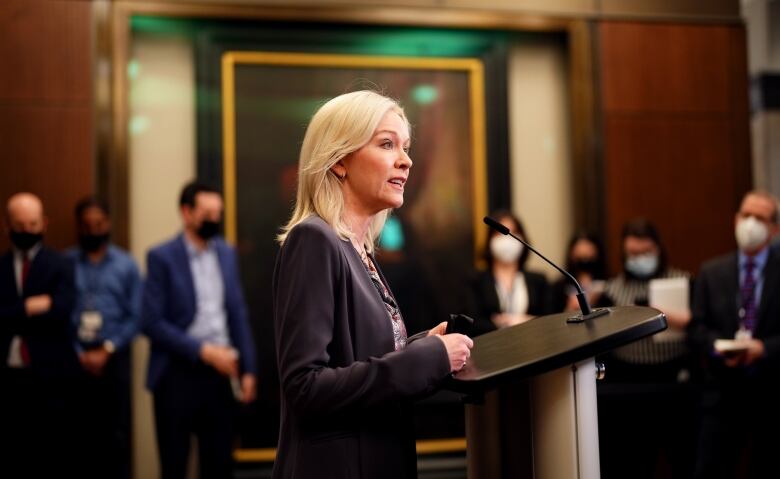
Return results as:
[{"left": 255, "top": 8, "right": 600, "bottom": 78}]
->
[{"left": 221, "top": 50, "right": 489, "bottom": 452}]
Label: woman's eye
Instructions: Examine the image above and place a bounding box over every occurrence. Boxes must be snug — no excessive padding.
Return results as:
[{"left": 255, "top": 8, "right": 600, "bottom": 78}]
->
[
  {"left": 403, "top": 146, "right": 410, "bottom": 154},
  {"left": 381, "top": 141, "right": 393, "bottom": 149}
]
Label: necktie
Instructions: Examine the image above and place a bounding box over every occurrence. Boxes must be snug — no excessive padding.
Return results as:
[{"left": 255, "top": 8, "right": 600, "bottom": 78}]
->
[
  {"left": 21, "top": 255, "right": 30, "bottom": 286},
  {"left": 740, "top": 258, "right": 757, "bottom": 331},
  {"left": 20, "top": 255, "right": 31, "bottom": 366}
]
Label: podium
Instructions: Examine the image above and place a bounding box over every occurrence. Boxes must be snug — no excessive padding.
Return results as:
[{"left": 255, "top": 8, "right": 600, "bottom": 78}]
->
[{"left": 446, "top": 306, "right": 667, "bottom": 479}]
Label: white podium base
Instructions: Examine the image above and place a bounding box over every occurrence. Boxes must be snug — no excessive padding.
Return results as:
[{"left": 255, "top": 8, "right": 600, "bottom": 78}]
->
[{"left": 530, "top": 358, "right": 601, "bottom": 479}]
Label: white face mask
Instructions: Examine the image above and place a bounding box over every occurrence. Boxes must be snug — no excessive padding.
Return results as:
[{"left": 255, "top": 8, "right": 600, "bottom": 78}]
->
[
  {"left": 625, "top": 253, "right": 659, "bottom": 278},
  {"left": 735, "top": 216, "right": 769, "bottom": 252},
  {"left": 490, "top": 235, "right": 524, "bottom": 264}
]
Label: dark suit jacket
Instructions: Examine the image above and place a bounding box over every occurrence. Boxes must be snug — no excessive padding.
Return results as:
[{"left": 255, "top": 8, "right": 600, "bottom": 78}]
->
[
  {"left": 272, "top": 217, "right": 450, "bottom": 479},
  {"left": 0, "top": 246, "right": 77, "bottom": 378},
  {"left": 466, "top": 269, "right": 550, "bottom": 337},
  {"left": 689, "top": 249, "right": 780, "bottom": 383},
  {"left": 142, "top": 234, "right": 257, "bottom": 390}
]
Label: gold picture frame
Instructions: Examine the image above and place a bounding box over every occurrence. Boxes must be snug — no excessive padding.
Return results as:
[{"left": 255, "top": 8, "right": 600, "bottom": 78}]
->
[{"left": 220, "top": 50, "right": 489, "bottom": 261}]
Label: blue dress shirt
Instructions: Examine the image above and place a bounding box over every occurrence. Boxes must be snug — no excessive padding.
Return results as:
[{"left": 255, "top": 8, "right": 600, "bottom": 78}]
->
[
  {"left": 184, "top": 237, "right": 231, "bottom": 347},
  {"left": 67, "top": 244, "right": 142, "bottom": 351}
]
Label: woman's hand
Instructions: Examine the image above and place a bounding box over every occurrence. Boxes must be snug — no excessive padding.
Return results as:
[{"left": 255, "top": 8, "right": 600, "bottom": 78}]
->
[
  {"left": 663, "top": 309, "right": 692, "bottom": 330},
  {"left": 437, "top": 334, "right": 474, "bottom": 372},
  {"left": 427, "top": 321, "right": 448, "bottom": 336}
]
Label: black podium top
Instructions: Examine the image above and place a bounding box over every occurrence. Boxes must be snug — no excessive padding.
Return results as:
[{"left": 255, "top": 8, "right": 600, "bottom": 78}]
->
[{"left": 447, "top": 306, "right": 666, "bottom": 393}]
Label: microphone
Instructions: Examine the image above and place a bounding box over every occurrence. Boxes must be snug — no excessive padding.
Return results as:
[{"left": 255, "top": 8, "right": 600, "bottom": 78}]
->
[{"left": 483, "top": 216, "right": 608, "bottom": 323}]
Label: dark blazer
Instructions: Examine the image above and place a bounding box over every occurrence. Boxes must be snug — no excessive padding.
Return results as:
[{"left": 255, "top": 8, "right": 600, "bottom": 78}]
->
[
  {"left": 142, "top": 234, "right": 257, "bottom": 390},
  {"left": 272, "top": 217, "right": 450, "bottom": 479},
  {"left": 466, "top": 269, "right": 550, "bottom": 337},
  {"left": 0, "top": 246, "right": 77, "bottom": 377},
  {"left": 689, "top": 248, "right": 780, "bottom": 381}
]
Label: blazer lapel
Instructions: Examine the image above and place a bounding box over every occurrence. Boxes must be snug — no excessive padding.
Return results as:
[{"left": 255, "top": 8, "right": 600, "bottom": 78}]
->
[
  {"left": 721, "top": 253, "right": 740, "bottom": 331},
  {"left": 353, "top": 248, "right": 395, "bottom": 350},
  {"left": 756, "top": 251, "right": 780, "bottom": 332},
  {"left": 24, "top": 247, "right": 48, "bottom": 295},
  {"left": 174, "top": 236, "right": 197, "bottom": 313},
  {"left": 0, "top": 252, "right": 16, "bottom": 298},
  {"left": 485, "top": 272, "right": 502, "bottom": 313},
  {"left": 214, "top": 240, "right": 231, "bottom": 299}
]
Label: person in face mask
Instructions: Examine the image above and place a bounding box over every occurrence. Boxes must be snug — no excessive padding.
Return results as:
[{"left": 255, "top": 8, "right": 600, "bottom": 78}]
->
[
  {"left": 598, "top": 218, "right": 696, "bottom": 479},
  {"left": 64, "top": 197, "right": 141, "bottom": 479},
  {"left": 465, "top": 210, "right": 550, "bottom": 336},
  {"left": 0, "top": 192, "right": 79, "bottom": 476},
  {"left": 550, "top": 232, "right": 607, "bottom": 313},
  {"left": 689, "top": 190, "right": 780, "bottom": 479},
  {"left": 141, "top": 181, "right": 258, "bottom": 479}
]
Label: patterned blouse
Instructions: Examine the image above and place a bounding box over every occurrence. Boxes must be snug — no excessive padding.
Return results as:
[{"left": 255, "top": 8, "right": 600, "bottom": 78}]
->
[
  {"left": 363, "top": 254, "right": 407, "bottom": 351},
  {"left": 604, "top": 267, "right": 690, "bottom": 365}
]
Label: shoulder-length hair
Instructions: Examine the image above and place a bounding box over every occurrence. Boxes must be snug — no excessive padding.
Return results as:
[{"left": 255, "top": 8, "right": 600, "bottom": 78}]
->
[
  {"left": 621, "top": 217, "right": 668, "bottom": 278},
  {"left": 277, "top": 90, "right": 410, "bottom": 253},
  {"left": 565, "top": 231, "right": 608, "bottom": 280},
  {"left": 483, "top": 209, "right": 531, "bottom": 270}
]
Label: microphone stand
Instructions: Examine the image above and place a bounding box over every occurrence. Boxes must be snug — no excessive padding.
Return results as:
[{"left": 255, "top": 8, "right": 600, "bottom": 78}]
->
[{"left": 483, "top": 216, "right": 609, "bottom": 323}]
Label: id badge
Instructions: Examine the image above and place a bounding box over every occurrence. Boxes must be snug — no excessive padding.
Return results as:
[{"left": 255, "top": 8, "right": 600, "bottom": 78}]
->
[{"left": 78, "top": 310, "right": 103, "bottom": 342}]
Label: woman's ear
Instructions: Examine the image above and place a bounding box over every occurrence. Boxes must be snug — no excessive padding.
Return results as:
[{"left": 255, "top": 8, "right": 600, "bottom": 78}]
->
[{"left": 331, "top": 162, "right": 347, "bottom": 180}]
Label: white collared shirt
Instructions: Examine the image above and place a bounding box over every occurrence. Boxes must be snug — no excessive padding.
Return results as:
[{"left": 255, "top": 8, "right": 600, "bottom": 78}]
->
[
  {"left": 183, "top": 236, "right": 231, "bottom": 347},
  {"left": 495, "top": 272, "right": 529, "bottom": 315}
]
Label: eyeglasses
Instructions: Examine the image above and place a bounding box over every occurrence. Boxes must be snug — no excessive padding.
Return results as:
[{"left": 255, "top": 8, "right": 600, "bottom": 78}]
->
[{"left": 738, "top": 212, "right": 775, "bottom": 225}]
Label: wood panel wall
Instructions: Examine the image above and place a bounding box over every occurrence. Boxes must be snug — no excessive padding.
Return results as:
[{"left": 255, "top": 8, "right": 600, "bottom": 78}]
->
[
  {"left": 598, "top": 21, "right": 752, "bottom": 275},
  {"left": 0, "top": 0, "right": 94, "bottom": 251}
]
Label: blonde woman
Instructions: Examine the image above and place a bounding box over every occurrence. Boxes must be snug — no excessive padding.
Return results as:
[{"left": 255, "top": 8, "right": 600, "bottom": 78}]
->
[{"left": 272, "top": 90, "right": 473, "bottom": 479}]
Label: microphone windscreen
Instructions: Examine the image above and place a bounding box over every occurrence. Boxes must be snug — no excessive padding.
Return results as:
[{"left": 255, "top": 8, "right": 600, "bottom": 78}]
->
[{"left": 483, "top": 216, "right": 510, "bottom": 235}]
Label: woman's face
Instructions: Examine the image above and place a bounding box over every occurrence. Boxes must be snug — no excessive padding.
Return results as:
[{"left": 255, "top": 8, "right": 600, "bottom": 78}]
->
[
  {"left": 623, "top": 235, "right": 658, "bottom": 258},
  {"left": 489, "top": 215, "right": 525, "bottom": 266},
  {"left": 339, "top": 111, "right": 412, "bottom": 215},
  {"left": 571, "top": 239, "right": 598, "bottom": 262},
  {"left": 623, "top": 235, "right": 660, "bottom": 278}
]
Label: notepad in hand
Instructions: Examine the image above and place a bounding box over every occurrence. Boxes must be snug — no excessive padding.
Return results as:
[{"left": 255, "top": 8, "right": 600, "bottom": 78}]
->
[
  {"left": 714, "top": 339, "right": 750, "bottom": 354},
  {"left": 648, "top": 277, "right": 689, "bottom": 343}
]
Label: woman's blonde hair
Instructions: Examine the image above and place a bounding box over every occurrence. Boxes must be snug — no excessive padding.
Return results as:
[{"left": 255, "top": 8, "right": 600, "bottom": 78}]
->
[{"left": 277, "top": 90, "right": 410, "bottom": 252}]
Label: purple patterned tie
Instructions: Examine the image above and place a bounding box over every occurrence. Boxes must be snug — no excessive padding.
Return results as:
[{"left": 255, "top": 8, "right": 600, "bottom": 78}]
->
[{"left": 740, "top": 258, "right": 757, "bottom": 331}]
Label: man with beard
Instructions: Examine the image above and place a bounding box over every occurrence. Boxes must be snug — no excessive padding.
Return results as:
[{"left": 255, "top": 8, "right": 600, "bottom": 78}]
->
[{"left": 142, "top": 182, "right": 257, "bottom": 478}]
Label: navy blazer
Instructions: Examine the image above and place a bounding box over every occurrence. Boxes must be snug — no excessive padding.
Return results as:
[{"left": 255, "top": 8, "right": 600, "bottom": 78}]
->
[
  {"left": 0, "top": 246, "right": 78, "bottom": 378},
  {"left": 272, "top": 217, "right": 450, "bottom": 479},
  {"left": 142, "top": 234, "right": 257, "bottom": 390}
]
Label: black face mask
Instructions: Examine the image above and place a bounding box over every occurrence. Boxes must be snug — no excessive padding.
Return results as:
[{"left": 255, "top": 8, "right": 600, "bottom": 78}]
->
[
  {"left": 571, "top": 259, "right": 600, "bottom": 277},
  {"left": 10, "top": 231, "right": 43, "bottom": 251},
  {"left": 79, "top": 233, "right": 110, "bottom": 253},
  {"left": 196, "top": 220, "right": 220, "bottom": 241}
]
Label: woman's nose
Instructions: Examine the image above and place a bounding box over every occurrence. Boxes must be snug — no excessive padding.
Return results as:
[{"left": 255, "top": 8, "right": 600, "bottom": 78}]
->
[{"left": 397, "top": 150, "right": 412, "bottom": 170}]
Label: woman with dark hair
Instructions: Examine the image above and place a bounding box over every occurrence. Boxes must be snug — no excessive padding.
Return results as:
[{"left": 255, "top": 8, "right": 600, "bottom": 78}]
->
[
  {"left": 466, "top": 210, "right": 550, "bottom": 337},
  {"left": 604, "top": 219, "right": 688, "bottom": 315},
  {"left": 550, "top": 231, "right": 608, "bottom": 312},
  {"left": 598, "top": 218, "right": 696, "bottom": 479}
]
